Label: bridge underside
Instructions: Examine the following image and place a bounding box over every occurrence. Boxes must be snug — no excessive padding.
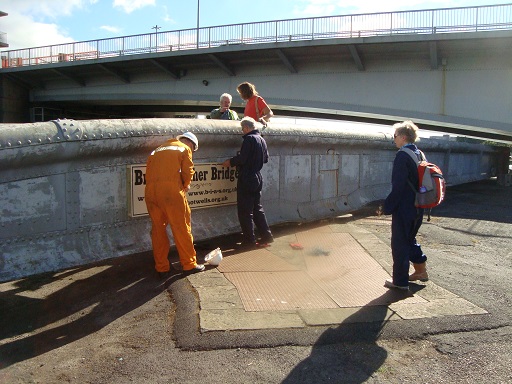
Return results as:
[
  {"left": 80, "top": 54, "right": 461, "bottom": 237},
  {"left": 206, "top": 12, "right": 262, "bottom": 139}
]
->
[{"left": 2, "top": 31, "right": 512, "bottom": 141}]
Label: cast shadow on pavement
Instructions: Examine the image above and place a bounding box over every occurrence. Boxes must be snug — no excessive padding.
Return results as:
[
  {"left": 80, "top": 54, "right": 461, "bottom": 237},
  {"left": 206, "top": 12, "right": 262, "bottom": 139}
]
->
[
  {"left": 432, "top": 180, "right": 512, "bottom": 224},
  {"left": 281, "top": 288, "right": 424, "bottom": 384},
  {"left": 361, "top": 179, "right": 511, "bottom": 225},
  {"left": 0, "top": 251, "right": 181, "bottom": 369}
]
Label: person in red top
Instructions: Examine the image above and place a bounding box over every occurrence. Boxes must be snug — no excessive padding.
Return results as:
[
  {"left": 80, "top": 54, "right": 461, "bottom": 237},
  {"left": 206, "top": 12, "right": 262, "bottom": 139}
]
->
[
  {"left": 145, "top": 132, "right": 205, "bottom": 278},
  {"left": 236, "top": 82, "right": 273, "bottom": 127}
]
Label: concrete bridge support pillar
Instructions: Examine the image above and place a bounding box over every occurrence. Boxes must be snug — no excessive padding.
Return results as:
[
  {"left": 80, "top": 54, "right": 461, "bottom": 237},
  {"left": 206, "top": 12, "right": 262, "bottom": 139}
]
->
[{"left": 0, "top": 75, "right": 30, "bottom": 123}]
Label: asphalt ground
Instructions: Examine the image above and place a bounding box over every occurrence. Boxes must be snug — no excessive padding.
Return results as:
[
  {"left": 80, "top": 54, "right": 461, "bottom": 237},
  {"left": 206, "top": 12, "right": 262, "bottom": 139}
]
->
[{"left": 0, "top": 178, "right": 511, "bottom": 383}]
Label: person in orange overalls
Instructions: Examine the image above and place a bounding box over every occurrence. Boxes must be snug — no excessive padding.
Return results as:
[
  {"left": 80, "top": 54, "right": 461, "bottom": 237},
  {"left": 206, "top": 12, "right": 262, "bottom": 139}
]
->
[{"left": 145, "top": 132, "right": 205, "bottom": 277}]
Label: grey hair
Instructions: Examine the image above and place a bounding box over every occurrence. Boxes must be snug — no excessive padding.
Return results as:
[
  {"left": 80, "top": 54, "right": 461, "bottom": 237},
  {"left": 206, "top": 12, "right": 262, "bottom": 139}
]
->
[
  {"left": 240, "top": 116, "right": 256, "bottom": 130},
  {"left": 220, "top": 93, "right": 232, "bottom": 102},
  {"left": 393, "top": 120, "right": 419, "bottom": 143}
]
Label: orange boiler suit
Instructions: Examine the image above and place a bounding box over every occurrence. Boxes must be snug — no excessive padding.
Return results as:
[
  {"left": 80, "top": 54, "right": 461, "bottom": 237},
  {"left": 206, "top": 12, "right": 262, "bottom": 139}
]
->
[{"left": 144, "top": 138, "right": 198, "bottom": 272}]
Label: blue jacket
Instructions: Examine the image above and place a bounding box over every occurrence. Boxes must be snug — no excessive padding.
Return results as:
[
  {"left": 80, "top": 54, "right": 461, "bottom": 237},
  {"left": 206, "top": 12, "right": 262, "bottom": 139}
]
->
[
  {"left": 384, "top": 144, "right": 423, "bottom": 221},
  {"left": 229, "top": 129, "right": 268, "bottom": 189}
]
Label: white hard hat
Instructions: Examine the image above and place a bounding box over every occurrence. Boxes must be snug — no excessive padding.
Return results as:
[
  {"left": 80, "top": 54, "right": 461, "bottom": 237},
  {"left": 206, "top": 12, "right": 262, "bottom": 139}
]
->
[
  {"left": 177, "top": 132, "right": 199, "bottom": 151},
  {"left": 204, "top": 247, "right": 223, "bottom": 266}
]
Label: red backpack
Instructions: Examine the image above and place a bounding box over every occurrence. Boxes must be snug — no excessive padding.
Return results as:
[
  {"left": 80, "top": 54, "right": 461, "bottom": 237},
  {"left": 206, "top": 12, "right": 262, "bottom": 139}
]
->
[{"left": 400, "top": 147, "right": 446, "bottom": 221}]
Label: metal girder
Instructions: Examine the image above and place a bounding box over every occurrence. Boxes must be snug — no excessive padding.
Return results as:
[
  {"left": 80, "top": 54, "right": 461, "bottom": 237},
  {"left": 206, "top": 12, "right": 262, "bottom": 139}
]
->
[
  {"left": 97, "top": 64, "right": 130, "bottom": 83},
  {"left": 348, "top": 45, "right": 365, "bottom": 71},
  {"left": 50, "top": 68, "right": 86, "bottom": 86},
  {"left": 207, "top": 54, "right": 235, "bottom": 76},
  {"left": 429, "top": 41, "right": 439, "bottom": 70},
  {"left": 148, "top": 59, "right": 179, "bottom": 79},
  {"left": 276, "top": 49, "right": 297, "bottom": 73}
]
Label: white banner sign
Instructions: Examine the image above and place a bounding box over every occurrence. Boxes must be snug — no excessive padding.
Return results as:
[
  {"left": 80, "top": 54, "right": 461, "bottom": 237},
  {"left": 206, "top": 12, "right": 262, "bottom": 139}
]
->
[{"left": 127, "top": 163, "right": 238, "bottom": 217}]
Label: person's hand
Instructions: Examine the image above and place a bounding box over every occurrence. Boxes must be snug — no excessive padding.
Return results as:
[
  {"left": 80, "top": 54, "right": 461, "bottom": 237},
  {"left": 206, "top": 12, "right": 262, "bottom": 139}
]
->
[
  {"left": 221, "top": 159, "right": 231, "bottom": 167},
  {"left": 220, "top": 106, "right": 228, "bottom": 113}
]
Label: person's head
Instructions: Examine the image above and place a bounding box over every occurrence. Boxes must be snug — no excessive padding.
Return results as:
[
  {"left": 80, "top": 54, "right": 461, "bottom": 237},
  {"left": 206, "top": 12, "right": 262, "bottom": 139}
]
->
[
  {"left": 240, "top": 116, "right": 256, "bottom": 133},
  {"left": 237, "top": 82, "right": 258, "bottom": 101},
  {"left": 219, "top": 93, "right": 232, "bottom": 109},
  {"left": 177, "top": 131, "right": 199, "bottom": 152},
  {"left": 393, "top": 120, "right": 418, "bottom": 147}
]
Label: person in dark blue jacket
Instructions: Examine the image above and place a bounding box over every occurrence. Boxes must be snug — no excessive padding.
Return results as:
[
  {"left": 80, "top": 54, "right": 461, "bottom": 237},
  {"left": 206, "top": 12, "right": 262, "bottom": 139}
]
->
[
  {"left": 222, "top": 117, "right": 273, "bottom": 247},
  {"left": 382, "top": 121, "right": 428, "bottom": 290}
]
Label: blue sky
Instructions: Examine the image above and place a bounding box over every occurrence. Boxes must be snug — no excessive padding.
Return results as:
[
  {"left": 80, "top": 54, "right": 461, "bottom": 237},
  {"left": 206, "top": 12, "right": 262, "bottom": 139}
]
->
[{"left": 0, "top": 0, "right": 508, "bottom": 50}]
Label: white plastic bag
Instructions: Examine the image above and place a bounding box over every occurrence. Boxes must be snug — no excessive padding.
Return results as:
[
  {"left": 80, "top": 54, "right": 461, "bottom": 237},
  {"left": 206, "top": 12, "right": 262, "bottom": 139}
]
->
[{"left": 204, "top": 247, "right": 223, "bottom": 266}]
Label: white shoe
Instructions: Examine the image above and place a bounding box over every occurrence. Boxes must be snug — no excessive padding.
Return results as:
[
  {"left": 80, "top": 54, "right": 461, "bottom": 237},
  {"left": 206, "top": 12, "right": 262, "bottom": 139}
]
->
[
  {"left": 183, "top": 264, "right": 205, "bottom": 275},
  {"left": 384, "top": 279, "right": 409, "bottom": 290}
]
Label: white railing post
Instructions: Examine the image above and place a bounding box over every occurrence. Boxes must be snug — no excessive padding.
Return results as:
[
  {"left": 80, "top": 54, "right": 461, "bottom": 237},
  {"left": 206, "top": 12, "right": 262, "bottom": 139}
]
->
[
  {"left": 431, "top": 9, "right": 435, "bottom": 34},
  {"left": 475, "top": 7, "right": 479, "bottom": 32}
]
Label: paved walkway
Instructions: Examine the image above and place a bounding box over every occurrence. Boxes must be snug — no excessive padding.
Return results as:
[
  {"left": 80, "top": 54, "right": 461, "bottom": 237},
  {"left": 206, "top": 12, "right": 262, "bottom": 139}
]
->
[{"left": 185, "top": 217, "right": 487, "bottom": 333}]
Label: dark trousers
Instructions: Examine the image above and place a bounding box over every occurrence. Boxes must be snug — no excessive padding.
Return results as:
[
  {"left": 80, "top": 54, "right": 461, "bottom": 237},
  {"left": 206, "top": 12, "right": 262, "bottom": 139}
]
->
[
  {"left": 237, "top": 175, "right": 272, "bottom": 244},
  {"left": 391, "top": 212, "right": 427, "bottom": 286}
]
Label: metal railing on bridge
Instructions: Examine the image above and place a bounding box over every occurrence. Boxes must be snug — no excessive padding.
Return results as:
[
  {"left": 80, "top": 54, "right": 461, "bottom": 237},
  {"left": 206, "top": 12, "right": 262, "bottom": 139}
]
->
[{"left": 1, "top": 3, "right": 512, "bottom": 69}]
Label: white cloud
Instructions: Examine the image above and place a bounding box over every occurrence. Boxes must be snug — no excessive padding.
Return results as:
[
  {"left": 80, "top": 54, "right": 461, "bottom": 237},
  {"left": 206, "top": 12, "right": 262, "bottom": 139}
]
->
[
  {"left": 0, "top": 0, "right": 95, "bottom": 50},
  {"left": 100, "top": 25, "right": 122, "bottom": 34},
  {"left": 162, "top": 5, "right": 176, "bottom": 24},
  {"left": 1, "top": 11, "right": 74, "bottom": 50},
  {"left": 334, "top": 0, "right": 441, "bottom": 14},
  {"left": 113, "top": 0, "right": 155, "bottom": 14},
  {"left": 5, "top": 0, "right": 91, "bottom": 19},
  {"left": 292, "top": 0, "right": 499, "bottom": 17},
  {"left": 294, "top": 0, "right": 337, "bottom": 17}
]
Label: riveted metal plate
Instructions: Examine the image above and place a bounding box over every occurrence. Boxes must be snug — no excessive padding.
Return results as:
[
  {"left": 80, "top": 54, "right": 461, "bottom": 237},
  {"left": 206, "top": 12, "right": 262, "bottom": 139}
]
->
[
  {"left": 52, "top": 119, "right": 83, "bottom": 141},
  {"left": 0, "top": 174, "right": 67, "bottom": 238}
]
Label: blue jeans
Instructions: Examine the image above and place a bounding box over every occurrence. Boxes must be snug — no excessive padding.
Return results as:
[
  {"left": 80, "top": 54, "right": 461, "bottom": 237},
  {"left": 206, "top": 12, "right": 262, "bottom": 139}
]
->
[
  {"left": 236, "top": 174, "right": 272, "bottom": 243},
  {"left": 391, "top": 212, "right": 427, "bottom": 286}
]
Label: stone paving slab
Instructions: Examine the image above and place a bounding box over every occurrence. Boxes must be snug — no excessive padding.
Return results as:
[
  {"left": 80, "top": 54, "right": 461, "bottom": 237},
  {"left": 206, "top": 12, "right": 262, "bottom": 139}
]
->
[
  {"left": 199, "top": 308, "right": 306, "bottom": 332},
  {"left": 298, "top": 306, "right": 400, "bottom": 326},
  {"left": 390, "top": 297, "right": 489, "bottom": 320}
]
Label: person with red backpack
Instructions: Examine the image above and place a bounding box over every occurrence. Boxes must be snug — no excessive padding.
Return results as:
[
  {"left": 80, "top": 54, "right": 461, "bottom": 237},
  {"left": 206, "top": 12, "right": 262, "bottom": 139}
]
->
[{"left": 382, "top": 121, "right": 429, "bottom": 290}]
